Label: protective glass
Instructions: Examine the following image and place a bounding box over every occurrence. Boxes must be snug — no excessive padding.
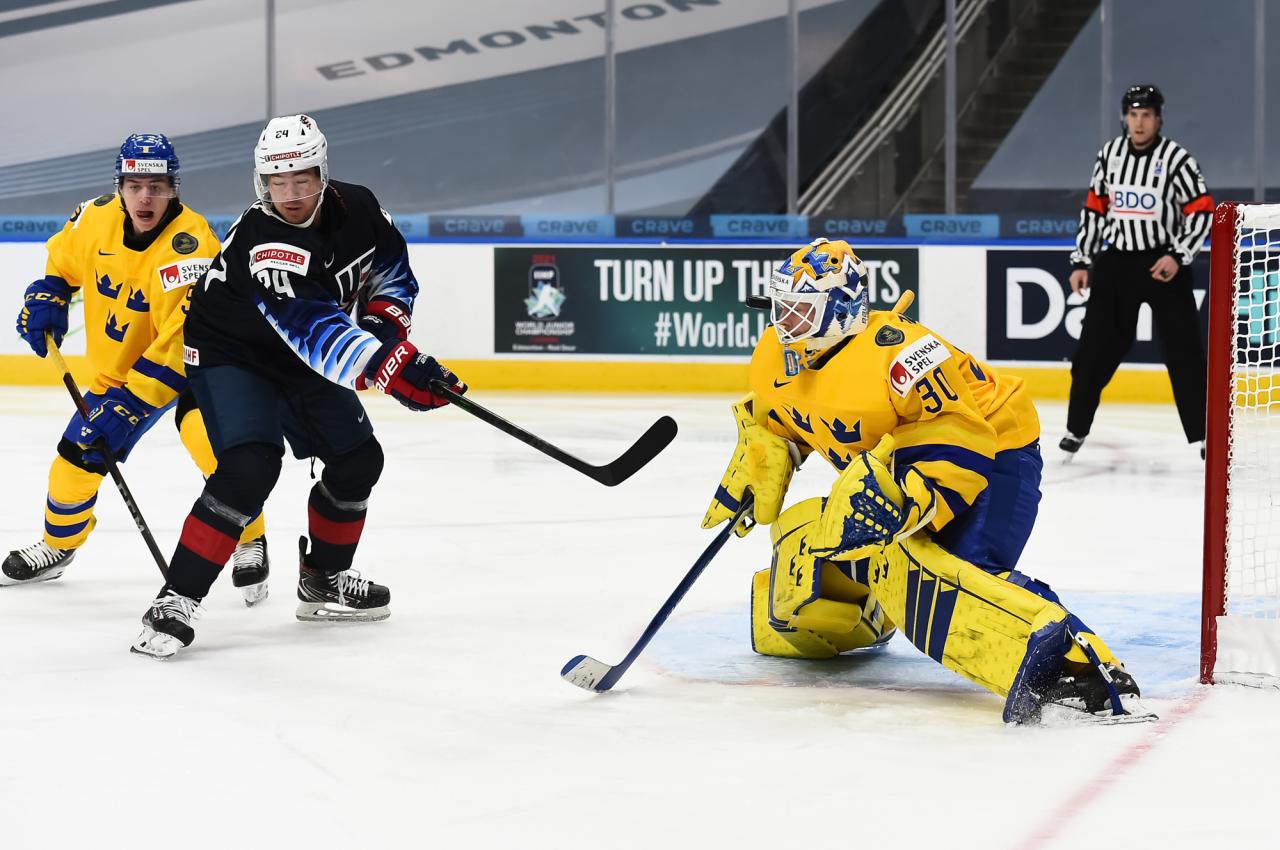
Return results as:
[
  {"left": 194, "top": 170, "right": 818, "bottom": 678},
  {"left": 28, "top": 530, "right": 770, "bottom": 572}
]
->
[{"left": 260, "top": 171, "right": 325, "bottom": 204}]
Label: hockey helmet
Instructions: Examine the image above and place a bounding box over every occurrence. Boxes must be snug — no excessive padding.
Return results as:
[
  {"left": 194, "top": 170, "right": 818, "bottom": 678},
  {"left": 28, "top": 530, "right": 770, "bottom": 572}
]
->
[
  {"left": 769, "top": 238, "right": 869, "bottom": 368},
  {"left": 1121, "top": 84, "right": 1163, "bottom": 116},
  {"left": 253, "top": 114, "right": 328, "bottom": 203},
  {"left": 115, "top": 133, "right": 179, "bottom": 194}
]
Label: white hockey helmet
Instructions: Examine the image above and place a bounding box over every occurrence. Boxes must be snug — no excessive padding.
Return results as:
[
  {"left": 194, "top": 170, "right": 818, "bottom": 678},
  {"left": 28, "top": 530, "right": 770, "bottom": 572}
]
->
[{"left": 253, "top": 114, "right": 328, "bottom": 203}]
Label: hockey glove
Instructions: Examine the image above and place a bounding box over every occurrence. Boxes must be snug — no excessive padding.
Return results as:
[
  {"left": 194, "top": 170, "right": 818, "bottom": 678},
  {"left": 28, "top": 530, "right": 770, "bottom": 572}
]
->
[
  {"left": 701, "top": 393, "right": 800, "bottom": 538},
  {"left": 810, "top": 434, "right": 938, "bottom": 561},
  {"left": 73, "top": 386, "right": 152, "bottom": 464},
  {"left": 361, "top": 339, "right": 466, "bottom": 412},
  {"left": 17, "top": 276, "right": 73, "bottom": 358},
  {"left": 357, "top": 297, "right": 412, "bottom": 343}
]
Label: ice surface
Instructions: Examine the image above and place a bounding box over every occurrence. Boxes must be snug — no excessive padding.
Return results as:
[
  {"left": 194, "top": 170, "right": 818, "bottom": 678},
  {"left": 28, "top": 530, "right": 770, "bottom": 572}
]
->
[{"left": 0, "top": 388, "right": 1273, "bottom": 849}]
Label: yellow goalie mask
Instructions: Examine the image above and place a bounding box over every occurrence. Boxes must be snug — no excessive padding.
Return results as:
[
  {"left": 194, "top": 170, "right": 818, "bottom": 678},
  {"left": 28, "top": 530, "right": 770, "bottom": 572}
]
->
[
  {"left": 702, "top": 393, "right": 800, "bottom": 537},
  {"left": 770, "top": 238, "right": 869, "bottom": 371}
]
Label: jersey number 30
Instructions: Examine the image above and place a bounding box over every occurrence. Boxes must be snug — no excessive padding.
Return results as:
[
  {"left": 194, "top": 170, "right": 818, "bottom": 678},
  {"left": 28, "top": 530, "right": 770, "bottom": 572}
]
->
[
  {"left": 915, "top": 367, "right": 958, "bottom": 414},
  {"left": 256, "top": 268, "right": 296, "bottom": 297}
]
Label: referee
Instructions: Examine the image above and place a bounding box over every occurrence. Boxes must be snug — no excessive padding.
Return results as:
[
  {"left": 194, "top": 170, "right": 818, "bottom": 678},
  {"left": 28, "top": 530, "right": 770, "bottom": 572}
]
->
[{"left": 1061, "top": 84, "right": 1213, "bottom": 460}]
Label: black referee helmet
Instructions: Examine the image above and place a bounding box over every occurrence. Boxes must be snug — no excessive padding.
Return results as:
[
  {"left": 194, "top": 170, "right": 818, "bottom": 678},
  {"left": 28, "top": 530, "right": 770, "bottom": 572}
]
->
[{"left": 1122, "top": 84, "right": 1164, "bottom": 115}]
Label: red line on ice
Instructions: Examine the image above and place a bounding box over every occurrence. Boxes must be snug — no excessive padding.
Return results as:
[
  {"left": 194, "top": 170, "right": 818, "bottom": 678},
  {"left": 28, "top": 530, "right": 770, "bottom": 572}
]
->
[{"left": 1010, "top": 686, "right": 1211, "bottom": 850}]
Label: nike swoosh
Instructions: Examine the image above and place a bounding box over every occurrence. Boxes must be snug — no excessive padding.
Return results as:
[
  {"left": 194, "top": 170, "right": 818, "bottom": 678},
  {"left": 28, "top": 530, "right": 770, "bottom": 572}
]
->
[
  {"left": 97, "top": 250, "right": 115, "bottom": 256},
  {"left": 357, "top": 412, "right": 365, "bottom": 423},
  {"left": 773, "top": 379, "right": 792, "bottom": 388}
]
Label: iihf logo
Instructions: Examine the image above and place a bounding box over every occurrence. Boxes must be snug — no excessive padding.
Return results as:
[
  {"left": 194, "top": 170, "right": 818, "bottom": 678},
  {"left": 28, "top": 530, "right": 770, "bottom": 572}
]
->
[
  {"left": 525, "top": 262, "right": 565, "bottom": 319},
  {"left": 1153, "top": 159, "right": 1164, "bottom": 177}
]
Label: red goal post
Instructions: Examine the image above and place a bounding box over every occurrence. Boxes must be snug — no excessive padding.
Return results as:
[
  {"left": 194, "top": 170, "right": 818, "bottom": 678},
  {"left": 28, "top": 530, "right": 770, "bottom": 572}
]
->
[{"left": 1202, "top": 201, "right": 1280, "bottom": 686}]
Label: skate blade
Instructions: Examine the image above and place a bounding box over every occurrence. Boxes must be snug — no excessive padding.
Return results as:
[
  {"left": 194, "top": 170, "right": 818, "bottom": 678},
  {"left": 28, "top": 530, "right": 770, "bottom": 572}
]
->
[
  {"left": 1038, "top": 695, "right": 1158, "bottom": 727},
  {"left": 238, "top": 581, "right": 269, "bottom": 607},
  {"left": 130, "top": 627, "right": 184, "bottom": 660},
  {"left": 0, "top": 565, "right": 69, "bottom": 587},
  {"left": 295, "top": 601, "right": 389, "bottom": 622}
]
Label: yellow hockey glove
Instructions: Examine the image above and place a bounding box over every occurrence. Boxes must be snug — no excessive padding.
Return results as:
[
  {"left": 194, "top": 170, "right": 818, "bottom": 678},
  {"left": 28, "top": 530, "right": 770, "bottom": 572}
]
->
[
  {"left": 701, "top": 393, "right": 799, "bottom": 537},
  {"left": 810, "top": 434, "right": 938, "bottom": 561}
]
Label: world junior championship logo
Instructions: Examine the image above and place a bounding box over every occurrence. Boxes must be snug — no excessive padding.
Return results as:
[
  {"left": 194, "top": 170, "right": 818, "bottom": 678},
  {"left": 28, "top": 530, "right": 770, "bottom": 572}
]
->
[{"left": 524, "top": 262, "right": 565, "bottom": 319}]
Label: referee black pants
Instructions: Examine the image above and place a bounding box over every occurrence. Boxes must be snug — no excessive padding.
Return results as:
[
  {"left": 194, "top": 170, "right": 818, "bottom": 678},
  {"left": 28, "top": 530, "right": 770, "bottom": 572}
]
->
[{"left": 1066, "top": 248, "right": 1206, "bottom": 443}]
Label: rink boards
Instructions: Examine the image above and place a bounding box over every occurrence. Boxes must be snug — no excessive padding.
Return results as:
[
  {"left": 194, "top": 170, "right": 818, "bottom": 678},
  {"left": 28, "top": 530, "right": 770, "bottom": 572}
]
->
[{"left": 0, "top": 240, "right": 1205, "bottom": 401}]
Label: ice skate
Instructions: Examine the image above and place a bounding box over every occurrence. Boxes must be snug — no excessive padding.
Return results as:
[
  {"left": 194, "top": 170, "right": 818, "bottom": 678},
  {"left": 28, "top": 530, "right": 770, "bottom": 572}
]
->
[
  {"left": 131, "top": 587, "right": 202, "bottom": 659},
  {"left": 231, "top": 535, "right": 270, "bottom": 606},
  {"left": 1030, "top": 662, "right": 1157, "bottom": 726},
  {"left": 295, "top": 536, "right": 390, "bottom": 622},
  {"left": 1058, "top": 431, "right": 1085, "bottom": 463},
  {"left": 1, "top": 540, "right": 76, "bottom": 586}
]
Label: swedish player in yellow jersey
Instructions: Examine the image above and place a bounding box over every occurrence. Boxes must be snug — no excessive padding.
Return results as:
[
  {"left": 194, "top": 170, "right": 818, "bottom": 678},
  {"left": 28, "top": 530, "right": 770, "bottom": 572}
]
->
[
  {"left": 6, "top": 134, "right": 269, "bottom": 602},
  {"left": 703, "top": 238, "right": 1155, "bottom": 724}
]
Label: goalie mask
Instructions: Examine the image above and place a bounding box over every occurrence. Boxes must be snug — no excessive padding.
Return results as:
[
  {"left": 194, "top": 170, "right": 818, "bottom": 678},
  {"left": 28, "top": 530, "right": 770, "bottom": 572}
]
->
[
  {"left": 253, "top": 114, "right": 328, "bottom": 205},
  {"left": 769, "top": 238, "right": 869, "bottom": 368}
]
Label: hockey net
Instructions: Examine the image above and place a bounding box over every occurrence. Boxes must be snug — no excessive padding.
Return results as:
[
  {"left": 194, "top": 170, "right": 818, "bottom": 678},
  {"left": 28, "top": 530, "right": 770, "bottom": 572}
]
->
[{"left": 1202, "top": 202, "right": 1280, "bottom": 686}]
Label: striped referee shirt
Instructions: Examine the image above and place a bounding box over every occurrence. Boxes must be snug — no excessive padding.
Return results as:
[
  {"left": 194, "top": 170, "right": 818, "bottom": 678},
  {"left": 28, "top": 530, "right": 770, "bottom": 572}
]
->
[{"left": 1070, "top": 134, "right": 1213, "bottom": 268}]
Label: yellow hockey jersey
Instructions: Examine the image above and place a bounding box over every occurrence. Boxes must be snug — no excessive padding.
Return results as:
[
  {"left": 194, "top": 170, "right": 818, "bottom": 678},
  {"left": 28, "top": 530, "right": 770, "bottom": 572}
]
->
[
  {"left": 43, "top": 194, "right": 218, "bottom": 409},
  {"left": 750, "top": 310, "right": 1040, "bottom": 531}
]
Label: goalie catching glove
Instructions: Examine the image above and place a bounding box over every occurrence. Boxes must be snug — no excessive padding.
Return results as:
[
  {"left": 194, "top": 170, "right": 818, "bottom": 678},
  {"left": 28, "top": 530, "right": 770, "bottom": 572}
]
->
[
  {"left": 701, "top": 393, "right": 800, "bottom": 537},
  {"left": 358, "top": 338, "right": 466, "bottom": 412},
  {"left": 810, "top": 433, "right": 938, "bottom": 561}
]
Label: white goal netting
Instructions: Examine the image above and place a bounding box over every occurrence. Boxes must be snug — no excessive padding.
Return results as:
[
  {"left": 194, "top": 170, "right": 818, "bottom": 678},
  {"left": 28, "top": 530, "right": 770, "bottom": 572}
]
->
[{"left": 1215, "top": 203, "right": 1280, "bottom": 686}]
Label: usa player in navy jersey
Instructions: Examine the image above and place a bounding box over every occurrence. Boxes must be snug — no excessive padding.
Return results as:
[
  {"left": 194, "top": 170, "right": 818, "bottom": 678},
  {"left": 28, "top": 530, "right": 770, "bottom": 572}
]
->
[{"left": 132, "top": 114, "right": 465, "bottom": 658}]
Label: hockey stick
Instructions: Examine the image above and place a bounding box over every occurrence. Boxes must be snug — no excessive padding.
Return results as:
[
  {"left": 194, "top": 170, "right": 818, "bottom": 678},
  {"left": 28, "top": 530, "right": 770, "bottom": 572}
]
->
[
  {"left": 45, "top": 335, "right": 168, "bottom": 579},
  {"left": 429, "top": 380, "right": 677, "bottom": 487},
  {"left": 561, "top": 494, "right": 754, "bottom": 692}
]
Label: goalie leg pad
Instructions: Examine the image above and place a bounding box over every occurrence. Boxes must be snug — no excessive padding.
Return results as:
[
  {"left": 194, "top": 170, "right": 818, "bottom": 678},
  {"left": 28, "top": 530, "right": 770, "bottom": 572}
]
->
[
  {"left": 862, "top": 536, "right": 1074, "bottom": 696},
  {"left": 750, "top": 498, "right": 894, "bottom": 659}
]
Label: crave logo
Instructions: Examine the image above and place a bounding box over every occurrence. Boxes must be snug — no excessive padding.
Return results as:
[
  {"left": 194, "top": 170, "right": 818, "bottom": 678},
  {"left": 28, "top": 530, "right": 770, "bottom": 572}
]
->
[
  {"left": 888, "top": 334, "right": 950, "bottom": 397},
  {"left": 157, "top": 258, "right": 212, "bottom": 291},
  {"left": 249, "top": 243, "right": 311, "bottom": 275}
]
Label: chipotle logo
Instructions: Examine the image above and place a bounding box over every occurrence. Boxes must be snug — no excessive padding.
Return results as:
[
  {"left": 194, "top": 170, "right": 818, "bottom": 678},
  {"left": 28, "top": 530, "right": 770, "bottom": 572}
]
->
[{"left": 249, "top": 243, "right": 311, "bottom": 275}]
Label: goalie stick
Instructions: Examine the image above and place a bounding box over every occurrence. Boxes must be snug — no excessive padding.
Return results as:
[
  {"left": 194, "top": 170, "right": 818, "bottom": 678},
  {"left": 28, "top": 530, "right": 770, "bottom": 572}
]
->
[
  {"left": 561, "top": 494, "right": 754, "bottom": 692},
  {"left": 45, "top": 335, "right": 168, "bottom": 579},
  {"left": 429, "top": 380, "right": 677, "bottom": 487}
]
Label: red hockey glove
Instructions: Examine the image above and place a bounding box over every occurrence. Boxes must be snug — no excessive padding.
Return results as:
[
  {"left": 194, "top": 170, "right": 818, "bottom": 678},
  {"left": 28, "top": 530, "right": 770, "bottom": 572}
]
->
[
  {"left": 361, "top": 339, "right": 466, "bottom": 412},
  {"left": 357, "top": 297, "right": 412, "bottom": 343}
]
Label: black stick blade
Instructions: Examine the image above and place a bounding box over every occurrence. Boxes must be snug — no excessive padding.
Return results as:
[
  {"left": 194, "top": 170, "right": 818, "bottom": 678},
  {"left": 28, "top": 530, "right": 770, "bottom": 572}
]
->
[{"left": 593, "top": 415, "right": 678, "bottom": 486}]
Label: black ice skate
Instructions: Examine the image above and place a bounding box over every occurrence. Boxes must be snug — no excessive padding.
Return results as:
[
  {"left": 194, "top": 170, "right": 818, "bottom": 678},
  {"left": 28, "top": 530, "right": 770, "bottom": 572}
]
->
[
  {"left": 231, "top": 535, "right": 270, "bottom": 606},
  {"left": 1058, "top": 431, "right": 1085, "bottom": 463},
  {"left": 295, "top": 536, "right": 390, "bottom": 622},
  {"left": 131, "top": 587, "right": 202, "bottom": 660},
  {"left": 1030, "top": 662, "right": 1157, "bottom": 726},
  {"left": 1, "top": 540, "right": 76, "bottom": 586}
]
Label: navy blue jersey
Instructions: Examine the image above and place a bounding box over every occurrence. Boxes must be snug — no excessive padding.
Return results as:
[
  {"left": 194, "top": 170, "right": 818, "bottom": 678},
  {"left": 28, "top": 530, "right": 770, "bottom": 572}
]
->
[{"left": 184, "top": 180, "right": 418, "bottom": 387}]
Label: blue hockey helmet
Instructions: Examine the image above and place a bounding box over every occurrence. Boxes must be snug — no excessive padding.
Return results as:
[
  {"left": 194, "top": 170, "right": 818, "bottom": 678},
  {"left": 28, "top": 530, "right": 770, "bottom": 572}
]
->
[
  {"left": 769, "top": 238, "right": 869, "bottom": 367},
  {"left": 115, "top": 133, "right": 180, "bottom": 190}
]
